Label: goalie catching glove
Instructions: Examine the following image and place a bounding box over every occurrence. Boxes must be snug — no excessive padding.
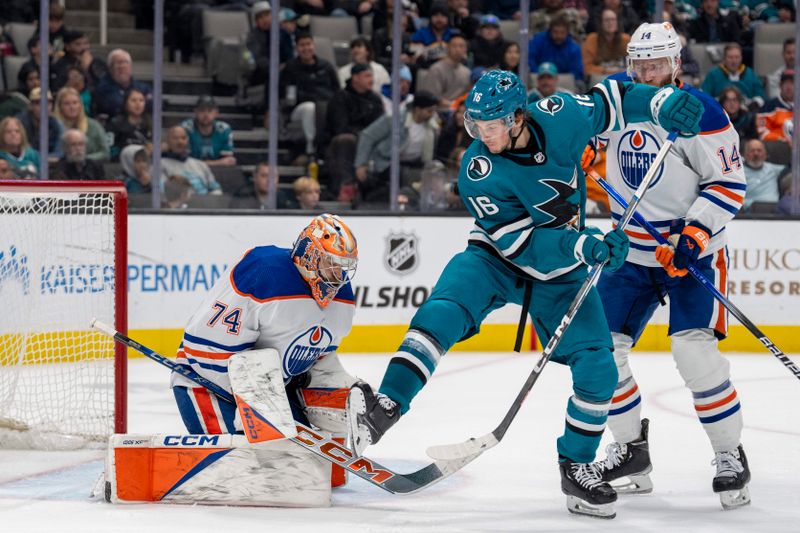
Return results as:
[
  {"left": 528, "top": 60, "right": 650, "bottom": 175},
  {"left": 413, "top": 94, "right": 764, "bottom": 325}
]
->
[
  {"left": 655, "top": 222, "right": 711, "bottom": 277},
  {"left": 573, "top": 227, "right": 630, "bottom": 272}
]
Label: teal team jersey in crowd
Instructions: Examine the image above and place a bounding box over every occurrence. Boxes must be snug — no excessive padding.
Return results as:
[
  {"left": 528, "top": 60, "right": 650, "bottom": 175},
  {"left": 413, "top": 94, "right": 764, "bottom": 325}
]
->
[{"left": 180, "top": 118, "right": 234, "bottom": 161}]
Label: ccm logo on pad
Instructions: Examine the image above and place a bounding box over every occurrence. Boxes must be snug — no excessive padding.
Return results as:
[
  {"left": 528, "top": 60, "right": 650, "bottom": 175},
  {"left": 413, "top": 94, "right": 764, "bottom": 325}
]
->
[{"left": 163, "top": 435, "right": 221, "bottom": 446}]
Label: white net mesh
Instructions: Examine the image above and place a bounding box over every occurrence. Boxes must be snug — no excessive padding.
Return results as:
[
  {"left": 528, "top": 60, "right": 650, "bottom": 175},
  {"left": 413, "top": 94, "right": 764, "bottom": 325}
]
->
[{"left": 0, "top": 189, "right": 121, "bottom": 449}]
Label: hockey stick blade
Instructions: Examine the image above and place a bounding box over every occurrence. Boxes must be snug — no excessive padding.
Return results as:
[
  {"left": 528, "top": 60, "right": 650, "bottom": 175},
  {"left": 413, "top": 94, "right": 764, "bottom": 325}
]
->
[
  {"left": 90, "top": 319, "right": 474, "bottom": 494},
  {"left": 426, "top": 434, "right": 499, "bottom": 461}
]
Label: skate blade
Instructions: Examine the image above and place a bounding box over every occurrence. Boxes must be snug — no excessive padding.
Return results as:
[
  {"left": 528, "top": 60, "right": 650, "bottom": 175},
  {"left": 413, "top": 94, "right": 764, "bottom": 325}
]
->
[
  {"left": 565, "top": 495, "right": 616, "bottom": 519},
  {"left": 611, "top": 473, "right": 653, "bottom": 495},
  {"left": 345, "top": 388, "right": 370, "bottom": 456},
  {"left": 719, "top": 486, "right": 751, "bottom": 510}
]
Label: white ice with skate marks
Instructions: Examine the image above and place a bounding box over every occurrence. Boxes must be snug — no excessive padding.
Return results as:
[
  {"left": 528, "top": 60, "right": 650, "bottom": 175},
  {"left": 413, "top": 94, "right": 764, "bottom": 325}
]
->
[{"left": 1, "top": 352, "right": 799, "bottom": 532}]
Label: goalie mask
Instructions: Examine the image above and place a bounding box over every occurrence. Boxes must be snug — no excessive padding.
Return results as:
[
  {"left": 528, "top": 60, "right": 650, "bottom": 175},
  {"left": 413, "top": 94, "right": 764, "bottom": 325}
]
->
[{"left": 292, "top": 214, "right": 358, "bottom": 308}]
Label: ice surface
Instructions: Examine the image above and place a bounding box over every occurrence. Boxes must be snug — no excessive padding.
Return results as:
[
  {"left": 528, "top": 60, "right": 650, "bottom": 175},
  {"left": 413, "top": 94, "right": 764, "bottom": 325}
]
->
[{"left": 1, "top": 352, "right": 799, "bottom": 532}]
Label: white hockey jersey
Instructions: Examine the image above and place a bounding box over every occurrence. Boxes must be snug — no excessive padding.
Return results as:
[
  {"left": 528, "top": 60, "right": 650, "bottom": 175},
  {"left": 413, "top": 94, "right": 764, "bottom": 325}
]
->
[
  {"left": 170, "top": 246, "right": 355, "bottom": 392},
  {"left": 597, "top": 79, "right": 747, "bottom": 267}
]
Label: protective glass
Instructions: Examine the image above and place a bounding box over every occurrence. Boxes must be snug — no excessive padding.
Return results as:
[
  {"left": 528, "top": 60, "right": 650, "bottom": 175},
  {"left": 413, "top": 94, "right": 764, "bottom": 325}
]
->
[
  {"left": 628, "top": 57, "right": 673, "bottom": 81},
  {"left": 464, "top": 113, "right": 515, "bottom": 140}
]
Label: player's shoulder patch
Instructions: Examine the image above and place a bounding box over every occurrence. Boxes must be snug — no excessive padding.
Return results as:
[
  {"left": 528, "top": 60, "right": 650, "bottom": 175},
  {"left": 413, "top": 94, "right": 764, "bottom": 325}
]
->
[
  {"left": 535, "top": 94, "right": 566, "bottom": 116},
  {"left": 231, "top": 246, "right": 310, "bottom": 301},
  {"left": 466, "top": 154, "right": 493, "bottom": 181},
  {"left": 682, "top": 84, "right": 730, "bottom": 134}
]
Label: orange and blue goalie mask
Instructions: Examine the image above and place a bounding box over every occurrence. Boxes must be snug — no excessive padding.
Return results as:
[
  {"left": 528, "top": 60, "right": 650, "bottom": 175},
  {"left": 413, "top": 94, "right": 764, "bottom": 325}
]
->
[{"left": 292, "top": 214, "right": 358, "bottom": 308}]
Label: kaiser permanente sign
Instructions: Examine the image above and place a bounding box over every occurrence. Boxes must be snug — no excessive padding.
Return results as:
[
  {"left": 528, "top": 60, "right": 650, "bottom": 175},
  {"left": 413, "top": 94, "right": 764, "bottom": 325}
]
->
[{"left": 127, "top": 215, "right": 800, "bottom": 355}]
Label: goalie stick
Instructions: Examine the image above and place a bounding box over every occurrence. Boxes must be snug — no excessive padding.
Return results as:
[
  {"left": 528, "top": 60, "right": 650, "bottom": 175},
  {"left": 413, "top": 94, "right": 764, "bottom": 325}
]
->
[
  {"left": 426, "top": 130, "right": 680, "bottom": 462},
  {"left": 90, "top": 319, "right": 482, "bottom": 494},
  {"left": 588, "top": 170, "right": 800, "bottom": 381}
]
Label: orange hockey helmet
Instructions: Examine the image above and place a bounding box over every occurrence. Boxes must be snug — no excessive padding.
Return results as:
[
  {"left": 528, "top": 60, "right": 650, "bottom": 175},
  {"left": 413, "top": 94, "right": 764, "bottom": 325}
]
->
[{"left": 292, "top": 214, "right": 358, "bottom": 308}]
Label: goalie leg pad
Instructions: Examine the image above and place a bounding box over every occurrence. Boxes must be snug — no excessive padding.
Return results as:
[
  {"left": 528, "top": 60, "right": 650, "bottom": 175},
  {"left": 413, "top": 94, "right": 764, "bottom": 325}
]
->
[
  {"left": 173, "top": 386, "right": 237, "bottom": 434},
  {"left": 106, "top": 434, "right": 331, "bottom": 507}
]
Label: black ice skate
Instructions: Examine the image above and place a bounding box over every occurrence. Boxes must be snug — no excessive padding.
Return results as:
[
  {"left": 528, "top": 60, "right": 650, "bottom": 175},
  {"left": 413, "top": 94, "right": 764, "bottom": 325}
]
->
[
  {"left": 598, "top": 418, "right": 653, "bottom": 494},
  {"left": 560, "top": 458, "right": 617, "bottom": 519},
  {"left": 712, "top": 444, "right": 751, "bottom": 510},
  {"left": 346, "top": 381, "right": 400, "bottom": 455}
]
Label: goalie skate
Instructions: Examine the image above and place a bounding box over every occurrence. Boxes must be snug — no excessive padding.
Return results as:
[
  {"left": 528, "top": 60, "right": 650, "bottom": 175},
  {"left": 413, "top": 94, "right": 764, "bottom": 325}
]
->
[
  {"left": 598, "top": 418, "right": 653, "bottom": 494},
  {"left": 560, "top": 459, "right": 617, "bottom": 519},
  {"left": 712, "top": 445, "right": 751, "bottom": 510}
]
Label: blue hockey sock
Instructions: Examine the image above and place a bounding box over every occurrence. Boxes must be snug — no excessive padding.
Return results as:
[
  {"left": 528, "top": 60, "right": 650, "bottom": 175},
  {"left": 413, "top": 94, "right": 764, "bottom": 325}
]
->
[{"left": 379, "top": 329, "right": 445, "bottom": 414}]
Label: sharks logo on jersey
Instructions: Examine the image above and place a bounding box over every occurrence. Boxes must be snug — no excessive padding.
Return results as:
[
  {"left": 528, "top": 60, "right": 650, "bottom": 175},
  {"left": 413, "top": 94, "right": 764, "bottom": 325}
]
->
[
  {"left": 284, "top": 325, "right": 333, "bottom": 377},
  {"left": 533, "top": 177, "right": 579, "bottom": 228},
  {"left": 536, "top": 95, "right": 565, "bottom": 116},
  {"left": 467, "top": 156, "right": 493, "bottom": 181},
  {"left": 617, "top": 129, "right": 665, "bottom": 190}
]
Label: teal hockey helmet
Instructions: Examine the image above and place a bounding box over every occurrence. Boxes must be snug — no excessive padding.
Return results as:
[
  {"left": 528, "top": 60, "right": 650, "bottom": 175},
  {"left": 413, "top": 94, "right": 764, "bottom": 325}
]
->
[{"left": 464, "top": 70, "right": 527, "bottom": 139}]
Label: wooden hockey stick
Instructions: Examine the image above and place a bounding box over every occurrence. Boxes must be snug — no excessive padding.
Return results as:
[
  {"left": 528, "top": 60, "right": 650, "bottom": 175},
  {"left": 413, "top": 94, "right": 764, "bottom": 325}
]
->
[
  {"left": 91, "top": 319, "right": 480, "bottom": 494},
  {"left": 589, "top": 170, "right": 800, "bottom": 381},
  {"left": 426, "top": 130, "right": 680, "bottom": 462}
]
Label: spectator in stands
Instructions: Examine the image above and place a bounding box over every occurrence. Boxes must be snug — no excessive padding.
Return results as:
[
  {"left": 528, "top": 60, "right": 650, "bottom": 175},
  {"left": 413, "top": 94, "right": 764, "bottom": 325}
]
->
[
  {"left": 688, "top": 0, "right": 741, "bottom": 43},
  {"left": 63, "top": 65, "right": 92, "bottom": 116},
  {"left": 354, "top": 91, "right": 440, "bottom": 203},
  {"left": 54, "top": 87, "right": 109, "bottom": 161},
  {"left": 17, "top": 37, "right": 55, "bottom": 97},
  {"left": 776, "top": 0, "right": 795, "bottom": 23},
  {"left": 742, "top": 138, "right": 783, "bottom": 210},
  {"left": 119, "top": 144, "right": 152, "bottom": 194},
  {"left": 582, "top": 9, "right": 630, "bottom": 78},
  {"left": 52, "top": 129, "right": 106, "bottom": 181},
  {"left": 701, "top": 43, "right": 765, "bottom": 107},
  {"left": 160, "top": 126, "right": 222, "bottom": 196},
  {"left": 719, "top": 86, "right": 757, "bottom": 140},
  {"left": 324, "top": 63, "right": 386, "bottom": 199},
  {"left": 499, "top": 41, "right": 521, "bottom": 74},
  {"left": 471, "top": 15, "right": 506, "bottom": 68},
  {"left": 435, "top": 101, "right": 471, "bottom": 163},
  {"left": 245, "top": 1, "right": 295, "bottom": 88},
  {"left": 17, "top": 88, "right": 64, "bottom": 159},
  {"left": 293, "top": 0, "right": 342, "bottom": 16},
  {"left": 420, "top": 33, "right": 471, "bottom": 109},
  {"left": 486, "top": 0, "right": 523, "bottom": 21},
  {"left": 587, "top": 0, "right": 640, "bottom": 35},
  {"left": 280, "top": 34, "right": 340, "bottom": 158},
  {"left": 411, "top": 2, "right": 457, "bottom": 68},
  {"left": 0, "top": 158, "right": 15, "bottom": 180},
  {"left": 768, "top": 39, "right": 795, "bottom": 100},
  {"left": 52, "top": 30, "right": 108, "bottom": 93},
  {"left": 279, "top": 8, "right": 299, "bottom": 41},
  {"left": 0, "top": 91, "right": 29, "bottom": 121},
  {"left": 527, "top": 62, "right": 573, "bottom": 101},
  {"left": 662, "top": 0, "right": 691, "bottom": 36},
  {"left": 446, "top": 0, "right": 480, "bottom": 40},
  {"left": 163, "top": 175, "right": 194, "bottom": 209},
  {"left": 93, "top": 49, "right": 152, "bottom": 119},
  {"left": 338, "top": 37, "right": 391, "bottom": 93},
  {"left": 179, "top": 96, "right": 235, "bottom": 167},
  {"left": 762, "top": 71, "right": 794, "bottom": 113},
  {"left": 107, "top": 88, "right": 152, "bottom": 161},
  {"left": 32, "top": 2, "right": 67, "bottom": 57},
  {"left": 289, "top": 176, "right": 321, "bottom": 210},
  {"left": 372, "top": 3, "right": 415, "bottom": 70},
  {"left": 531, "top": 0, "right": 584, "bottom": 40},
  {"left": 380, "top": 64, "right": 414, "bottom": 116},
  {"left": 231, "top": 162, "right": 272, "bottom": 209},
  {"left": 528, "top": 16, "right": 584, "bottom": 82},
  {"left": 0, "top": 116, "right": 40, "bottom": 178}
]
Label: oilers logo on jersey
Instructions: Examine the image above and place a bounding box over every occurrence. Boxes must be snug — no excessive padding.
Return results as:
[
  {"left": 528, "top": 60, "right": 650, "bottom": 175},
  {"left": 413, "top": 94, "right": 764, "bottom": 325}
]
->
[
  {"left": 616, "top": 129, "right": 665, "bottom": 190},
  {"left": 284, "top": 325, "right": 333, "bottom": 377},
  {"left": 467, "top": 156, "right": 493, "bottom": 181}
]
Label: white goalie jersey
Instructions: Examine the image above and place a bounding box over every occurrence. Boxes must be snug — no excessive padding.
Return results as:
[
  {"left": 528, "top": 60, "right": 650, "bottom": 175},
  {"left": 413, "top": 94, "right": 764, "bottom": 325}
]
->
[
  {"left": 170, "top": 246, "right": 355, "bottom": 392},
  {"left": 597, "top": 80, "right": 746, "bottom": 267}
]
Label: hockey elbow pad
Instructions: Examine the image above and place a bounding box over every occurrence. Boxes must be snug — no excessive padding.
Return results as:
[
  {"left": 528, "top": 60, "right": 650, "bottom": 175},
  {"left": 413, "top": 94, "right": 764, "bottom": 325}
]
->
[{"left": 673, "top": 222, "right": 710, "bottom": 269}]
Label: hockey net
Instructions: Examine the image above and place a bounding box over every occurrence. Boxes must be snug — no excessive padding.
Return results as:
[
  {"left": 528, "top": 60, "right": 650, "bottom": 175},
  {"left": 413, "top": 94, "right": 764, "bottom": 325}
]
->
[{"left": 0, "top": 181, "right": 127, "bottom": 449}]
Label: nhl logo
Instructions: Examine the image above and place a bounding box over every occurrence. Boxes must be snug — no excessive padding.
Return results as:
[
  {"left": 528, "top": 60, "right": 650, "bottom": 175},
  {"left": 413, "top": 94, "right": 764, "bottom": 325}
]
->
[{"left": 385, "top": 232, "right": 419, "bottom": 275}]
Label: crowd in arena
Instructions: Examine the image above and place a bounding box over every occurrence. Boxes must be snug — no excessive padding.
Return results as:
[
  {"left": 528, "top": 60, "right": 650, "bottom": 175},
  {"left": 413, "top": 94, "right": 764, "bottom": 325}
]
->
[{"left": 0, "top": 0, "right": 796, "bottom": 213}]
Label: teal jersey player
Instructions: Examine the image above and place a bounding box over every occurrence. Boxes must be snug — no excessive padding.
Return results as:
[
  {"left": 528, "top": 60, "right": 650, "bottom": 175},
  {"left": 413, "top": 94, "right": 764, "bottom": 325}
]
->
[{"left": 348, "top": 70, "right": 702, "bottom": 519}]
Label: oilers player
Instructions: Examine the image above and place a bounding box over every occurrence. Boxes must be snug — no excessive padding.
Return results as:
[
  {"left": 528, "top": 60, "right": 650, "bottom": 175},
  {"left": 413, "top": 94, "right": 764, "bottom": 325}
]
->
[
  {"left": 170, "top": 214, "right": 359, "bottom": 488},
  {"left": 591, "top": 22, "right": 751, "bottom": 510},
  {"left": 348, "top": 69, "right": 703, "bottom": 518}
]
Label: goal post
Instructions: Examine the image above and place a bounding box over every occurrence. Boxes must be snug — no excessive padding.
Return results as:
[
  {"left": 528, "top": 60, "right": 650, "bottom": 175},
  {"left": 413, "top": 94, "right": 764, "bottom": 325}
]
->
[{"left": 0, "top": 180, "right": 127, "bottom": 448}]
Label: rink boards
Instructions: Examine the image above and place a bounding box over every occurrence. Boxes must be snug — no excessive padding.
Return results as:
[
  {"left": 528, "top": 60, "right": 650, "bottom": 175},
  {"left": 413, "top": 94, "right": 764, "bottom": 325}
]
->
[{"left": 117, "top": 214, "right": 800, "bottom": 357}]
